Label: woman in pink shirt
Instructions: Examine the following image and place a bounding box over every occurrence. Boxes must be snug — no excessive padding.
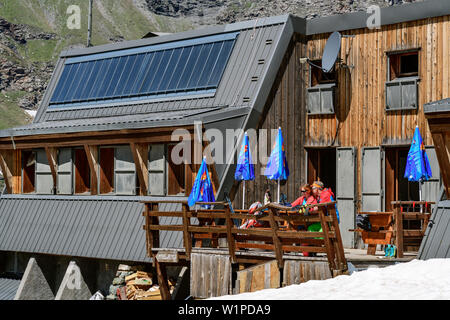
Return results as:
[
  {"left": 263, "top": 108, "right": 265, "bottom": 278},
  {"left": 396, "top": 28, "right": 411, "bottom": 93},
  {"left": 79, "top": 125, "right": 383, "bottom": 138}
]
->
[{"left": 291, "top": 184, "right": 317, "bottom": 208}]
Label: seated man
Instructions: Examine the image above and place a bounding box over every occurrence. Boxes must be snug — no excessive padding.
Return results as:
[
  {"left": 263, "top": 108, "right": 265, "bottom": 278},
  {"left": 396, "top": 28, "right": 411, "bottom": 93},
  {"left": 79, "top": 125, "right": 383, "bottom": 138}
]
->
[{"left": 312, "top": 181, "right": 340, "bottom": 223}]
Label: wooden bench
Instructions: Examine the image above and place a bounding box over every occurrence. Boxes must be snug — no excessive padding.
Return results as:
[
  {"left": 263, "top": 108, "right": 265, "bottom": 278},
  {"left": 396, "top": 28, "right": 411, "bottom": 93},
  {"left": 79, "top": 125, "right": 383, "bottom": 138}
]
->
[{"left": 350, "top": 212, "right": 394, "bottom": 255}]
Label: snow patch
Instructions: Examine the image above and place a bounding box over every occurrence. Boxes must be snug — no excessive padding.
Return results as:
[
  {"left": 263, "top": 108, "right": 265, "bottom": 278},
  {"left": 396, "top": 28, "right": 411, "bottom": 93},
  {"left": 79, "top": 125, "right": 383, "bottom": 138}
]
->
[{"left": 210, "top": 259, "right": 450, "bottom": 300}]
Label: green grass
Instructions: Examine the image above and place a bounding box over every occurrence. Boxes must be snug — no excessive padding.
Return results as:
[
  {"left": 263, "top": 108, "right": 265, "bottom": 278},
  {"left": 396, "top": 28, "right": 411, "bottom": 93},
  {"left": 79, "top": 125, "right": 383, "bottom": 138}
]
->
[
  {"left": 0, "top": 91, "right": 32, "bottom": 130},
  {"left": 0, "top": 0, "right": 194, "bottom": 133},
  {"left": 17, "top": 39, "right": 58, "bottom": 62},
  {"left": 0, "top": 0, "right": 194, "bottom": 63}
]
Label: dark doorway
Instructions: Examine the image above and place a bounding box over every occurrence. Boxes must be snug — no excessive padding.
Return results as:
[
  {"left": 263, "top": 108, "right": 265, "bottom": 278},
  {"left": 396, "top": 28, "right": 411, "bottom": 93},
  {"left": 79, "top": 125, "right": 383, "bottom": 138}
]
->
[
  {"left": 385, "top": 147, "right": 420, "bottom": 211},
  {"left": 307, "top": 148, "right": 336, "bottom": 193}
]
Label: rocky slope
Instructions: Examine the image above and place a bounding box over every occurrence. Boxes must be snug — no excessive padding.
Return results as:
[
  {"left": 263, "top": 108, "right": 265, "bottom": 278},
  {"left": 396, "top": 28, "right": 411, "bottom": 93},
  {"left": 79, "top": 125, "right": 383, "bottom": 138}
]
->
[
  {"left": 0, "top": 0, "right": 193, "bottom": 129},
  {"left": 144, "top": 0, "right": 422, "bottom": 25},
  {"left": 0, "top": 0, "right": 425, "bottom": 130}
]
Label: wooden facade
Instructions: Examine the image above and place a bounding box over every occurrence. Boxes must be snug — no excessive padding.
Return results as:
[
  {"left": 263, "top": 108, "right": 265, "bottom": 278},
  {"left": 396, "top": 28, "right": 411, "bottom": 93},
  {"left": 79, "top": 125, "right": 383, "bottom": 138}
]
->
[
  {"left": 0, "top": 126, "right": 219, "bottom": 198},
  {"left": 232, "top": 15, "right": 448, "bottom": 218},
  {"left": 306, "top": 16, "right": 449, "bottom": 148},
  {"left": 232, "top": 35, "right": 308, "bottom": 207}
]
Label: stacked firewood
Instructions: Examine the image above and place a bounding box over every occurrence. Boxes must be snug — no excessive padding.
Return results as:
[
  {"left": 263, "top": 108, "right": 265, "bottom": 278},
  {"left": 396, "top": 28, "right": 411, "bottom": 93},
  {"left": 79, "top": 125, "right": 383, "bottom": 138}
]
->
[
  {"left": 107, "top": 264, "right": 176, "bottom": 300},
  {"left": 125, "top": 271, "right": 159, "bottom": 300}
]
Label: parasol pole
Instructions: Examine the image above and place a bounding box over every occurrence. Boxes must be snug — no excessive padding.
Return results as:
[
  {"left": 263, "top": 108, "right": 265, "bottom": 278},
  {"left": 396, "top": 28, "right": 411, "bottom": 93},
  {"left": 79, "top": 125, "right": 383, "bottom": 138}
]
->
[
  {"left": 277, "top": 178, "right": 280, "bottom": 203},
  {"left": 243, "top": 180, "right": 246, "bottom": 209},
  {"left": 419, "top": 180, "right": 423, "bottom": 213}
]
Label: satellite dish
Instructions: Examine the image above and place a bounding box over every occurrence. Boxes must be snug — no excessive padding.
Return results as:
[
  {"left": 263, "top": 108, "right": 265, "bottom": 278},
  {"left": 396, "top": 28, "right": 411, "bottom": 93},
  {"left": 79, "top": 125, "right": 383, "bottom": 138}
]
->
[{"left": 321, "top": 31, "right": 342, "bottom": 73}]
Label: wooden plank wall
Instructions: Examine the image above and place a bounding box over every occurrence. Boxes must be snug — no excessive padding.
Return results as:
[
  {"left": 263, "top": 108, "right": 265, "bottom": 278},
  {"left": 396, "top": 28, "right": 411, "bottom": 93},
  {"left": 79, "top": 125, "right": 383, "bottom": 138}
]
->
[
  {"left": 306, "top": 16, "right": 449, "bottom": 148},
  {"left": 233, "top": 36, "right": 308, "bottom": 209},
  {"left": 235, "top": 260, "right": 280, "bottom": 294},
  {"left": 303, "top": 16, "right": 449, "bottom": 211},
  {"left": 190, "top": 253, "right": 232, "bottom": 299},
  {"left": 235, "top": 259, "right": 332, "bottom": 294},
  {"left": 282, "top": 260, "right": 332, "bottom": 286}
]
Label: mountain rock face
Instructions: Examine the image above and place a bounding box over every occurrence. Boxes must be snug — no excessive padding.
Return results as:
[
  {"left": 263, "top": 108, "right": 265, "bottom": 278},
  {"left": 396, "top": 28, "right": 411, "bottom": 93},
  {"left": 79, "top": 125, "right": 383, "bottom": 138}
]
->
[
  {"left": 144, "top": 0, "right": 421, "bottom": 25},
  {"left": 0, "top": 18, "right": 56, "bottom": 110},
  {"left": 0, "top": 0, "right": 424, "bottom": 126}
]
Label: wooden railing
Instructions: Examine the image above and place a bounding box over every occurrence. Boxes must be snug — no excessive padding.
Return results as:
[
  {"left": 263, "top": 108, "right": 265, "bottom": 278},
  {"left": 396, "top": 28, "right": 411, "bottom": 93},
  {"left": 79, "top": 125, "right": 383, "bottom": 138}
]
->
[
  {"left": 351, "top": 201, "right": 434, "bottom": 257},
  {"left": 142, "top": 200, "right": 347, "bottom": 275},
  {"left": 391, "top": 201, "right": 433, "bottom": 258}
]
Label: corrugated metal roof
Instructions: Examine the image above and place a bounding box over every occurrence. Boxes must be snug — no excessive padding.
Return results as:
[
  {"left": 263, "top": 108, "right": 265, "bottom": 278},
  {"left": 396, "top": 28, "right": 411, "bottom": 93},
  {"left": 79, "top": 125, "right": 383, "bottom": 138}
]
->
[
  {"left": 419, "top": 199, "right": 450, "bottom": 260},
  {"left": 33, "top": 21, "right": 285, "bottom": 123},
  {"left": 0, "top": 195, "right": 190, "bottom": 262},
  {"left": 0, "top": 278, "right": 20, "bottom": 300},
  {"left": 0, "top": 107, "right": 223, "bottom": 138}
]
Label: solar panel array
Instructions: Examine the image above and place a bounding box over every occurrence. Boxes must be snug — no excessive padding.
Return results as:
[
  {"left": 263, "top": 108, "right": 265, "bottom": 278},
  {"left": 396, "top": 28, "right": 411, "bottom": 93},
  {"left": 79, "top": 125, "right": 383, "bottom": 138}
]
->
[{"left": 49, "top": 33, "right": 238, "bottom": 108}]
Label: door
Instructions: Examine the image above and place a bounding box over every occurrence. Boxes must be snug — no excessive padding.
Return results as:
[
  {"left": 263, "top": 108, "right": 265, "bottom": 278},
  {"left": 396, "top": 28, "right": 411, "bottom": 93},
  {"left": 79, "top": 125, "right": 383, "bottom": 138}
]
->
[
  {"left": 422, "top": 147, "right": 442, "bottom": 209},
  {"left": 336, "top": 147, "right": 357, "bottom": 248},
  {"left": 306, "top": 148, "right": 336, "bottom": 192},
  {"left": 361, "top": 147, "right": 383, "bottom": 211}
]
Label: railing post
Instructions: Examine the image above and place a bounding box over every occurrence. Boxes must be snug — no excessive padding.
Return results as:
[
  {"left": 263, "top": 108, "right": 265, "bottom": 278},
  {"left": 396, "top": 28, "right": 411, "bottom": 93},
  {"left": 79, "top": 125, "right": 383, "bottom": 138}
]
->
[
  {"left": 318, "top": 205, "right": 336, "bottom": 272},
  {"left": 224, "top": 205, "right": 237, "bottom": 263},
  {"left": 327, "top": 203, "right": 347, "bottom": 273},
  {"left": 148, "top": 202, "right": 160, "bottom": 261},
  {"left": 267, "top": 206, "right": 283, "bottom": 269},
  {"left": 182, "top": 203, "right": 192, "bottom": 260},
  {"left": 144, "top": 204, "right": 151, "bottom": 257},
  {"left": 393, "top": 203, "right": 404, "bottom": 258},
  {"left": 155, "top": 258, "right": 171, "bottom": 300}
]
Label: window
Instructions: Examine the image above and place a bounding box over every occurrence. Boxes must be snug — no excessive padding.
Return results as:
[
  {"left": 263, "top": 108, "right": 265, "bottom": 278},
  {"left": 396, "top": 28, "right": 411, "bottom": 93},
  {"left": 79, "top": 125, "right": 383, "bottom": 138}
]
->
[
  {"left": 389, "top": 51, "right": 419, "bottom": 81},
  {"left": 48, "top": 32, "right": 238, "bottom": 109},
  {"left": 74, "top": 148, "right": 90, "bottom": 194},
  {"left": 58, "top": 148, "right": 73, "bottom": 195},
  {"left": 385, "top": 50, "right": 419, "bottom": 111},
  {"left": 167, "top": 144, "right": 185, "bottom": 195},
  {"left": 148, "top": 144, "right": 186, "bottom": 196},
  {"left": 149, "top": 144, "right": 166, "bottom": 196},
  {"left": 310, "top": 60, "right": 336, "bottom": 87},
  {"left": 307, "top": 60, "right": 336, "bottom": 115},
  {"left": 114, "top": 146, "right": 136, "bottom": 195},
  {"left": 22, "top": 151, "right": 36, "bottom": 194},
  {"left": 99, "top": 147, "right": 114, "bottom": 194},
  {"left": 35, "top": 149, "right": 53, "bottom": 194}
]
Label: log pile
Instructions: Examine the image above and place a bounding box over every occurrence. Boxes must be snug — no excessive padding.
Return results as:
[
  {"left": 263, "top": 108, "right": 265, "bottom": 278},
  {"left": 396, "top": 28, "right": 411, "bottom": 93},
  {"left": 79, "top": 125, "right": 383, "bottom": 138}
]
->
[
  {"left": 106, "top": 264, "right": 176, "bottom": 300},
  {"left": 126, "top": 271, "right": 176, "bottom": 300}
]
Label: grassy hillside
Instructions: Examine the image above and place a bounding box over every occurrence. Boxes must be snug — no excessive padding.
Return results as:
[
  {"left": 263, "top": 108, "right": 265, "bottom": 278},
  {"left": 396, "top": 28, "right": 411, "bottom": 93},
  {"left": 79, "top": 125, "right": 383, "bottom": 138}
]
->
[
  {"left": 0, "top": 0, "right": 192, "bottom": 56},
  {"left": 0, "top": 0, "right": 194, "bottom": 130}
]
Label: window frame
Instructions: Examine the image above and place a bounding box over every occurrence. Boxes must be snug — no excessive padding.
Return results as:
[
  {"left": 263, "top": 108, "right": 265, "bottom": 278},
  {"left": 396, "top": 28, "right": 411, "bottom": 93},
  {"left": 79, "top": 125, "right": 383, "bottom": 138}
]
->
[{"left": 385, "top": 49, "right": 421, "bottom": 111}]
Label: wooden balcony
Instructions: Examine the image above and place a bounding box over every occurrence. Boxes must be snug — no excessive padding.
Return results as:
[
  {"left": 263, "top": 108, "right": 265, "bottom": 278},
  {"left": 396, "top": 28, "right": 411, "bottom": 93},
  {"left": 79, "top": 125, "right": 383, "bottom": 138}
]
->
[{"left": 142, "top": 200, "right": 347, "bottom": 299}]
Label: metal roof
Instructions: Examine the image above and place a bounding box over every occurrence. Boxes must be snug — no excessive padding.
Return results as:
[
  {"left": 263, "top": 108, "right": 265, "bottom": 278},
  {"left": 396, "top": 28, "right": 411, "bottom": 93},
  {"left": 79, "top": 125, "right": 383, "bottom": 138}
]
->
[
  {"left": 0, "top": 106, "right": 250, "bottom": 138},
  {"left": 305, "top": 0, "right": 450, "bottom": 35},
  {"left": 419, "top": 199, "right": 450, "bottom": 260},
  {"left": 424, "top": 98, "right": 450, "bottom": 114},
  {"left": 0, "top": 278, "right": 21, "bottom": 300},
  {"left": 0, "top": 195, "right": 190, "bottom": 263},
  {"left": 32, "top": 19, "right": 287, "bottom": 125}
]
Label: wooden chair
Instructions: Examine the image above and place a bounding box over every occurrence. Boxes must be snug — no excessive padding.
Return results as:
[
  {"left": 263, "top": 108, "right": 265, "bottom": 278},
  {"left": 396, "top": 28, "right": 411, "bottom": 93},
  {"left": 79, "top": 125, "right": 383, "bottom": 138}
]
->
[{"left": 350, "top": 212, "right": 394, "bottom": 255}]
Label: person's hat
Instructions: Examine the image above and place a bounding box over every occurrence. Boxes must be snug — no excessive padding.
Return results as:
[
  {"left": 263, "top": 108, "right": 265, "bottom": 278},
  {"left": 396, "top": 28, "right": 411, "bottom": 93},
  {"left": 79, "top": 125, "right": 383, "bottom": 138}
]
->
[{"left": 312, "top": 181, "right": 324, "bottom": 190}]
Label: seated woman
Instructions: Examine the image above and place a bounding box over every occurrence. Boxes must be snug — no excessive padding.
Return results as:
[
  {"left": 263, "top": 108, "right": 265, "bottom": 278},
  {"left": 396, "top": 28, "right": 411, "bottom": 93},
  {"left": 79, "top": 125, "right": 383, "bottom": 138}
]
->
[{"left": 291, "top": 184, "right": 317, "bottom": 209}]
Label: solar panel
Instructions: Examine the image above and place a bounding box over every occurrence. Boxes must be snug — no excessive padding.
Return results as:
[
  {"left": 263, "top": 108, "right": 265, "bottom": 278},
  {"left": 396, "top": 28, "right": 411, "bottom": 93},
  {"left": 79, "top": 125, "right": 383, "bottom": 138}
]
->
[{"left": 49, "top": 32, "right": 239, "bottom": 109}]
